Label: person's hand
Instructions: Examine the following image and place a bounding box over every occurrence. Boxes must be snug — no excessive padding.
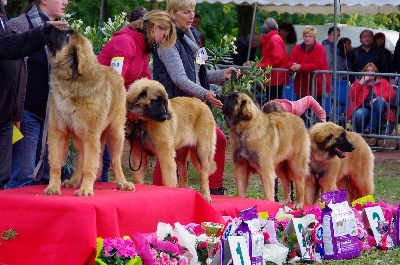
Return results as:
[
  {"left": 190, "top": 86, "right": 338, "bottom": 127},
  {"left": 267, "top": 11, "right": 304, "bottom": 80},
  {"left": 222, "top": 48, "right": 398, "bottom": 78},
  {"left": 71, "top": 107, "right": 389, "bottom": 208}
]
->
[
  {"left": 290, "top": 63, "right": 300, "bottom": 72},
  {"left": 47, "top": 21, "right": 69, "bottom": 30},
  {"left": 360, "top": 75, "right": 373, "bottom": 85},
  {"left": 12, "top": 121, "right": 20, "bottom": 129},
  {"left": 205, "top": 91, "right": 223, "bottom": 109},
  {"left": 224, "top": 67, "right": 241, "bottom": 80}
]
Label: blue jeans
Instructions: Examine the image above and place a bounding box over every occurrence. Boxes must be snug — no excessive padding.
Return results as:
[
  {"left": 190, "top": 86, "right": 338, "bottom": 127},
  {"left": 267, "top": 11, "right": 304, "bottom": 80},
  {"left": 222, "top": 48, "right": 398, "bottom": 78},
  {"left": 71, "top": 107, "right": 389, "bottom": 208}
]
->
[
  {"left": 8, "top": 110, "right": 49, "bottom": 188},
  {"left": 101, "top": 145, "right": 110, "bottom": 182},
  {"left": 353, "top": 97, "right": 387, "bottom": 133},
  {"left": 0, "top": 121, "right": 12, "bottom": 189}
]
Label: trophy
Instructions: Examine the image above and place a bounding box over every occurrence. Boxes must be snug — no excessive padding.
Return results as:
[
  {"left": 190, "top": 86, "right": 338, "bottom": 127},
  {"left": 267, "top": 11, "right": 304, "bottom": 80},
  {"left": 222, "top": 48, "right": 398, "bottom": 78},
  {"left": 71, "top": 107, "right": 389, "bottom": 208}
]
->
[
  {"left": 201, "top": 222, "right": 224, "bottom": 265},
  {"left": 300, "top": 227, "right": 314, "bottom": 263}
]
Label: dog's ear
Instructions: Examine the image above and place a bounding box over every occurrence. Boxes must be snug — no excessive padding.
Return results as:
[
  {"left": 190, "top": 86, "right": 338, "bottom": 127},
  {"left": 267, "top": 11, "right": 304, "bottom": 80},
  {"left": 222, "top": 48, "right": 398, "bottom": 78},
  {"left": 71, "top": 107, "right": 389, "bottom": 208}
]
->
[
  {"left": 165, "top": 99, "right": 172, "bottom": 120},
  {"left": 315, "top": 133, "right": 332, "bottom": 150},
  {"left": 70, "top": 47, "right": 80, "bottom": 79},
  {"left": 237, "top": 99, "right": 253, "bottom": 121}
]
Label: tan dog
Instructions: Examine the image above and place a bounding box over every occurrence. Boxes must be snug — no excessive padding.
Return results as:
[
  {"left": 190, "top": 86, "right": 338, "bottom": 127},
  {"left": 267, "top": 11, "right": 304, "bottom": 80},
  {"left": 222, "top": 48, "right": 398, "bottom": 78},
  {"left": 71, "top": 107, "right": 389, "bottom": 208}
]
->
[
  {"left": 126, "top": 78, "right": 217, "bottom": 202},
  {"left": 305, "top": 122, "right": 374, "bottom": 204},
  {"left": 42, "top": 25, "right": 134, "bottom": 196},
  {"left": 221, "top": 91, "right": 310, "bottom": 209}
]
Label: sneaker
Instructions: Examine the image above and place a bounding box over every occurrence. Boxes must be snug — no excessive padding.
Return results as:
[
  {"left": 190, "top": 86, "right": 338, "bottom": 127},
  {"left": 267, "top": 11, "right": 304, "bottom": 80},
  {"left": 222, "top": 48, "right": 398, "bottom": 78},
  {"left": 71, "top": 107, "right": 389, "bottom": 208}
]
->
[{"left": 210, "top": 186, "right": 227, "bottom": 195}]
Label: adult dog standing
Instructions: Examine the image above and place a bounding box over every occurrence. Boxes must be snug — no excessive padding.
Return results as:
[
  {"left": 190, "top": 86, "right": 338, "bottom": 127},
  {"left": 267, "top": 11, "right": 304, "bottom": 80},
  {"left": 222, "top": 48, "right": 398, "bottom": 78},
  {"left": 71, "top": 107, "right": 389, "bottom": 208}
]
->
[
  {"left": 305, "top": 122, "right": 374, "bottom": 204},
  {"left": 126, "top": 78, "right": 217, "bottom": 201},
  {"left": 42, "top": 25, "right": 134, "bottom": 195},
  {"left": 221, "top": 91, "right": 310, "bottom": 209}
]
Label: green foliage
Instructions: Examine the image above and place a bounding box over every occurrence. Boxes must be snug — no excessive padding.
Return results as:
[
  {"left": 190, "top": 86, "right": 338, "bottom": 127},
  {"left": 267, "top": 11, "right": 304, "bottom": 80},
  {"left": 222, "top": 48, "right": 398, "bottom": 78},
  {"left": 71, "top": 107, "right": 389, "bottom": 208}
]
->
[
  {"left": 62, "top": 138, "right": 77, "bottom": 175},
  {"left": 196, "top": 3, "right": 238, "bottom": 46},
  {"left": 68, "top": 12, "right": 128, "bottom": 54}
]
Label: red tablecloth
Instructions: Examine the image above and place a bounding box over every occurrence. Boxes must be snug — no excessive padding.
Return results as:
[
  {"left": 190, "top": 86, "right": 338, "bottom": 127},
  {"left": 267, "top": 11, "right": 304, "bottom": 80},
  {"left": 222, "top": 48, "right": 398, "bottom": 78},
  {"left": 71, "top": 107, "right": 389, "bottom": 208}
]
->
[
  {"left": 0, "top": 183, "right": 285, "bottom": 265},
  {"left": 0, "top": 183, "right": 224, "bottom": 265}
]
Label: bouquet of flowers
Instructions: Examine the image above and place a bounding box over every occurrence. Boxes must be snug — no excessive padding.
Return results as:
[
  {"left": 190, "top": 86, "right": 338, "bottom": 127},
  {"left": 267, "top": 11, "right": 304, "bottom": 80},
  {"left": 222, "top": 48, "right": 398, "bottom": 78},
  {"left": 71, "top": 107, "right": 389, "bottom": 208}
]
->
[{"left": 95, "top": 236, "right": 142, "bottom": 265}]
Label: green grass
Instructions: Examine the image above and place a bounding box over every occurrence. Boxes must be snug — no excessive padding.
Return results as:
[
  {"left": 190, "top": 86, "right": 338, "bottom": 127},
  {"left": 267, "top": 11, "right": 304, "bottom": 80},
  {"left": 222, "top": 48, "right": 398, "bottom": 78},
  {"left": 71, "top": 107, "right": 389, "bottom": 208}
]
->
[{"left": 115, "top": 154, "right": 400, "bottom": 264}]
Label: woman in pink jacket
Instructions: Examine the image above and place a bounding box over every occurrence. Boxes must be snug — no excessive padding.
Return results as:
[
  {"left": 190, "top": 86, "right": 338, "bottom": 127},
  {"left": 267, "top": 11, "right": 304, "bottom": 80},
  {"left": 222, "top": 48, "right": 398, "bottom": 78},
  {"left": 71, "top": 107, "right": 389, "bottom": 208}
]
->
[
  {"left": 286, "top": 26, "right": 331, "bottom": 101},
  {"left": 258, "top": 18, "right": 287, "bottom": 101},
  {"left": 347, "top": 62, "right": 396, "bottom": 135}
]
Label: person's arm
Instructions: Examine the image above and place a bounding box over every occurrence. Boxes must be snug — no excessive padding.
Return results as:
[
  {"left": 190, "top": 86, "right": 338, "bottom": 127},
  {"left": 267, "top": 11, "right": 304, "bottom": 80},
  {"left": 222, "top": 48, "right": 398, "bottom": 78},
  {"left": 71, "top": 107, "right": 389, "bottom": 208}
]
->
[
  {"left": 379, "top": 79, "right": 396, "bottom": 101},
  {"left": 348, "top": 80, "right": 363, "bottom": 101},
  {"left": 0, "top": 22, "right": 68, "bottom": 60},
  {"left": 0, "top": 26, "right": 45, "bottom": 59},
  {"left": 323, "top": 42, "right": 333, "bottom": 70},
  {"left": 258, "top": 34, "right": 286, "bottom": 68},
  {"left": 298, "top": 95, "right": 327, "bottom": 122}
]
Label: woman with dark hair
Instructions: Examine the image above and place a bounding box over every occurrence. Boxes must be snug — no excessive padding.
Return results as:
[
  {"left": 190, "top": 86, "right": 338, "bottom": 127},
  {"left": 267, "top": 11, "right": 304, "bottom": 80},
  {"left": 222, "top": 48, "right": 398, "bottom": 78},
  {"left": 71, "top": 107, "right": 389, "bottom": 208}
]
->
[
  {"left": 279, "top": 22, "right": 297, "bottom": 57},
  {"left": 337, "top": 37, "right": 353, "bottom": 71},
  {"left": 373, "top": 32, "right": 393, "bottom": 75}
]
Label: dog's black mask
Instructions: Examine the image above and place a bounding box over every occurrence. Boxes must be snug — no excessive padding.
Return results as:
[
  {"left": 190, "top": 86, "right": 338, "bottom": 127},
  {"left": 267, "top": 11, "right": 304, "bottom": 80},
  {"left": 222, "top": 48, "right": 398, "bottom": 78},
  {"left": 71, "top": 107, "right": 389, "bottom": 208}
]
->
[
  {"left": 319, "top": 132, "right": 356, "bottom": 158},
  {"left": 146, "top": 94, "right": 171, "bottom": 122},
  {"left": 220, "top": 91, "right": 239, "bottom": 115},
  {"left": 42, "top": 23, "right": 72, "bottom": 55}
]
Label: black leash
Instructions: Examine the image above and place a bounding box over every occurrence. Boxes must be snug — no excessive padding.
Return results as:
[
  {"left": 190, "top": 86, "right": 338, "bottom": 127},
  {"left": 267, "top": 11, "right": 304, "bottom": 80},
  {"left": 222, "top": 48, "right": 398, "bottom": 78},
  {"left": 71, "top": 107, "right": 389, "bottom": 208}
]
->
[{"left": 126, "top": 120, "right": 144, "bottom": 172}]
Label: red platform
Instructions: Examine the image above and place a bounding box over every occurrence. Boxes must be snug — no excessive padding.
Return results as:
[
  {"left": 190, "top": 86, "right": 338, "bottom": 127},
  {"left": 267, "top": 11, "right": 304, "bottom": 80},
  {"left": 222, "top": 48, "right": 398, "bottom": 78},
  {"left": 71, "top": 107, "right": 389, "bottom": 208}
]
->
[{"left": 0, "top": 183, "right": 281, "bottom": 265}]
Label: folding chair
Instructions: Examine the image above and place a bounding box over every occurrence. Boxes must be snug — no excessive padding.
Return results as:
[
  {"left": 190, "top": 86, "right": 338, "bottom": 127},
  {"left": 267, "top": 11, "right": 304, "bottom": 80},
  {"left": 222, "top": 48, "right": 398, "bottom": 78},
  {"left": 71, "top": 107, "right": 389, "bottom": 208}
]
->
[{"left": 281, "top": 77, "right": 297, "bottom": 101}]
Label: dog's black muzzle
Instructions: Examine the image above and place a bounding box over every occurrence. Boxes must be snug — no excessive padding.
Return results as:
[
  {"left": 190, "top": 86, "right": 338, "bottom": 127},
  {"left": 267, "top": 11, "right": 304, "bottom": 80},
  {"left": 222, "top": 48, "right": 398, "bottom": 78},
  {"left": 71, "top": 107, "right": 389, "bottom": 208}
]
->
[
  {"left": 42, "top": 23, "right": 72, "bottom": 55},
  {"left": 220, "top": 91, "right": 239, "bottom": 115}
]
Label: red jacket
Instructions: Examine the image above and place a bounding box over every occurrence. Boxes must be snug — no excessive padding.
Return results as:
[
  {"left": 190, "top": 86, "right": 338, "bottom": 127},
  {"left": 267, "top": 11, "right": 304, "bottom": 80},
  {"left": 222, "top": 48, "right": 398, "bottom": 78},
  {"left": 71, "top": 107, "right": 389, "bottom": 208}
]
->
[
  {"left": 98, "top": 27, "right": 151, "bottom": 91},
  {"left": 258, "top": 30, "right": 287, "bottom": 86},
  {"left": 347, "top": 78, "right": 396, "bottom": 122},
  {"left": 286, "top": 42, "right": 331, "bottom": 97}
]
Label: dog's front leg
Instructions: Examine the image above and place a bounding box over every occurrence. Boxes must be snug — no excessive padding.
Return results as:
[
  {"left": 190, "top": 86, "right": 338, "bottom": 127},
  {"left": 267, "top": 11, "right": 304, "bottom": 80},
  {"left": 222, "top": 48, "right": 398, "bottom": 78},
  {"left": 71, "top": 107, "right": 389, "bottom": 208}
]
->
[{"left": 45, "top": 125, "right": 68, "bottom": 195}]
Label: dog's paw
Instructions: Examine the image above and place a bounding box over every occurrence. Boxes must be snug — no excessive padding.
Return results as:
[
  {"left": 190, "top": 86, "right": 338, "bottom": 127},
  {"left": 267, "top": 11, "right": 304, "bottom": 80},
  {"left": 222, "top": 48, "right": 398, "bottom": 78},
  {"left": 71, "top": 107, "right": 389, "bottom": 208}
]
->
[
  {"left": 74, "top": 188, "right": 94, "bottom": 196},
  {"left": 62, "top": 179, "right": 80, "bottom": 188},
  {"left": 44, "top": 185, "right": 61, "bottom": 195},
  {"left": 117, "top": 182, "right": 135, "bottom": 191},
  {"left": 203, "top": 193, "right": 212, "bottom": 202},
  {"left": 280, "top": 198, "right": 291, "bottom": 206},
  {"left": 292, "top": 202, "right": 304, "bottom": 210}
]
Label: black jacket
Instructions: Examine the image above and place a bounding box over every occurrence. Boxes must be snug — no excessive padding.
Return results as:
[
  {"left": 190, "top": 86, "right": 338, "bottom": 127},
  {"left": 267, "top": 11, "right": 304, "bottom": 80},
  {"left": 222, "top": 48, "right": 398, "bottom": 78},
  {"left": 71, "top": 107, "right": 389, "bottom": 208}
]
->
[
  {"left": 0, "top": 25, "right": 46, "bottom": 123},
  {"left": 152, "top": 28, "right": 210, "bottom": 99}
]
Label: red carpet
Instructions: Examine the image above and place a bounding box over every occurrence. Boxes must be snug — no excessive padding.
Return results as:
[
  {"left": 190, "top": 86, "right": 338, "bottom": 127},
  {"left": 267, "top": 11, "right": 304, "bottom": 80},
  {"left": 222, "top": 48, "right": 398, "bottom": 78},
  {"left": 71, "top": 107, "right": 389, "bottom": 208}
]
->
[{"left": 0, "top": 183, "right": 282, "bottom": 265}]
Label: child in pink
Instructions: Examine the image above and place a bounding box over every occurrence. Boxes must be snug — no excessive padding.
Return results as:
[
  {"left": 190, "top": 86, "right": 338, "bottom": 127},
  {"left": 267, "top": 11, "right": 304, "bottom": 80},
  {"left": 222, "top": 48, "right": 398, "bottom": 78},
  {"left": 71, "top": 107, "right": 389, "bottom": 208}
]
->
[{"left": 262, "top": 95, "right": 327, "bottom": 122}]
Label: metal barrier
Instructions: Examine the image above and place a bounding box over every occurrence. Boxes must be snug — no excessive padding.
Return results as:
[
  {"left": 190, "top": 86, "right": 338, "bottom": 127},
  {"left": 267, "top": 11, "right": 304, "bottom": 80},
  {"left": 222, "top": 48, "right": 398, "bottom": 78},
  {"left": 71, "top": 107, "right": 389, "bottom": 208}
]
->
[{"left": 215, "top": 64, "right": 400, "bottom": 150}]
